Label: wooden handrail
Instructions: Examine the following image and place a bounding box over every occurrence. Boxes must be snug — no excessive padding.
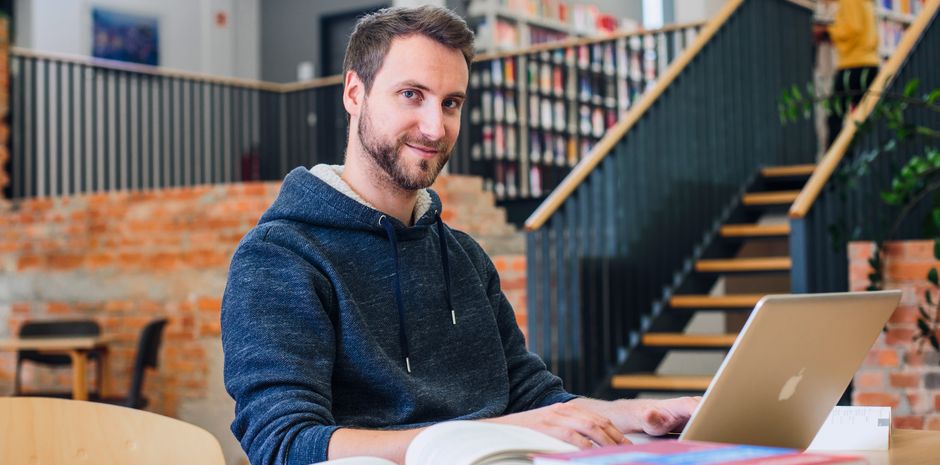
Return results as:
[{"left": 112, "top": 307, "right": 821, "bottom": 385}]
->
[
  {"left": 789, "top": 0, "right": 940, "bottom": 219},
  {"left": 11, "top": 46, "right": 344, "bottom": 92},
  {"left": 524, "top": 0, "right": 746, "bottom": 232}
]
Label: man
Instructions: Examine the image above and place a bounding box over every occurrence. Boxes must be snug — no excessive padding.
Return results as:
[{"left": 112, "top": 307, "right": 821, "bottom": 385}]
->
[{"left": 221, "top": 6, "right": 698, "bottom": 465}]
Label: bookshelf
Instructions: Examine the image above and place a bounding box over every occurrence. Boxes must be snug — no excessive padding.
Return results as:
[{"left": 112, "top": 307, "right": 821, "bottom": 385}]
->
[
  {"left": 467, "top": 0, "right": 629, "bottom": 53},
  {"left": 461, "top": 24, "right": 703, "bottom": 202}
]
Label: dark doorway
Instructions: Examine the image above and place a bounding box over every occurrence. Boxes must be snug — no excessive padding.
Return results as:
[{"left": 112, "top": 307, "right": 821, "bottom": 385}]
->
[{"left": 321, "top": 5, "right": 387, "bottom": 78}]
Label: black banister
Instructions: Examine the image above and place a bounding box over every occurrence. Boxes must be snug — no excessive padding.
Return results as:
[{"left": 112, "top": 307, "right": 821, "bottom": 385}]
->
[{"left": 526, "top": 0, "right": 816, "bottom": 395}]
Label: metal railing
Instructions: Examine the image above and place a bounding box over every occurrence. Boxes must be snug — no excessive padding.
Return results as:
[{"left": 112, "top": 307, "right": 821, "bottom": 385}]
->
[
  {"left": 524, "top": 0, "right": 817, "bottom": 395},
  {"left": 789, "top": 2, "right": 940, "bottom": 293},
  {"left": 7, "top": 49, "right": 344, "bottom": 199}
]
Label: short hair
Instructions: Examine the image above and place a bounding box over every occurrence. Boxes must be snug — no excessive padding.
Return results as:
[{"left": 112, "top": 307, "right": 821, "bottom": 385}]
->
[{"left": 343, "top": 5, "right": 475, "bottom": 93}]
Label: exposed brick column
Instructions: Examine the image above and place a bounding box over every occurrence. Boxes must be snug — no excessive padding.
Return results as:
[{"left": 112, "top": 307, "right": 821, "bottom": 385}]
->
[{"left": 849, "top": 241, "right": 940, "bottom": 430}]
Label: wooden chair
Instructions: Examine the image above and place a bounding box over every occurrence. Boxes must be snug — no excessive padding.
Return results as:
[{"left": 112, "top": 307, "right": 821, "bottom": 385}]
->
[{"left": 0, "top": 397, "right": 226, "bottom": 465}]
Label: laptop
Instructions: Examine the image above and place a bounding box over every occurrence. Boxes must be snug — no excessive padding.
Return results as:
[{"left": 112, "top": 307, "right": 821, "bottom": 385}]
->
[{"left": 678, "top": 290, "right": 901, "bottom": 449}]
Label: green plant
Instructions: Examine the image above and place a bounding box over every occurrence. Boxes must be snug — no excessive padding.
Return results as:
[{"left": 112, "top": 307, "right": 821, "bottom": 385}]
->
[{"left": 779, "top": 79, "right": 940, "bottom": 354}]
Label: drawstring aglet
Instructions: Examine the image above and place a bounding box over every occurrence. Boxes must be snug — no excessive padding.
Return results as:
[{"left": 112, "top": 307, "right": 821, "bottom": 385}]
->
[
  {"left": 451, "top": 309, "right": 457, "bottom": 325},
  {"left": 405, "top": 357, "right": 412, "bottom": 373}
]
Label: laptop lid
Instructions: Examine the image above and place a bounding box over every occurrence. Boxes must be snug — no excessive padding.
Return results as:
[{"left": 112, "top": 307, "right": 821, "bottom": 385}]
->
[{"left": 678, "top": 290, "right": 901, "bottom": 449}]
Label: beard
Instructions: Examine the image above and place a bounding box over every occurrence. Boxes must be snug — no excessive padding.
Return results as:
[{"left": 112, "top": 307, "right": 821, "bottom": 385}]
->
[{"left": 357, "top": 100, "right": 453, "bottom": 191}]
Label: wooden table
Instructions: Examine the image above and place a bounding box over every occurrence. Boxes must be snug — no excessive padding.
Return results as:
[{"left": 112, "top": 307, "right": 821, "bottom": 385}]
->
[
  {"left": 0, "top": 336, "right": 112, "bottom": 401},
  {"left": 841, "top": 429, "right": 940, "bottom": 465}
]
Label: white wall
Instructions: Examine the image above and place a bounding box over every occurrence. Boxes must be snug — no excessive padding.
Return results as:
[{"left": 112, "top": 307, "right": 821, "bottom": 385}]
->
[{"left": 15, "top": 0, "right": 260, "bottom": 80}]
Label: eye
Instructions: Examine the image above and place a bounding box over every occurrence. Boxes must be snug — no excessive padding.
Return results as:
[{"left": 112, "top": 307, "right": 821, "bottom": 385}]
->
[
  {"left": 401, "top": 89, "right": 419, "bottom": 100},
  {"left": 443, "top": 98, "right": 463, "bottom": 110}
]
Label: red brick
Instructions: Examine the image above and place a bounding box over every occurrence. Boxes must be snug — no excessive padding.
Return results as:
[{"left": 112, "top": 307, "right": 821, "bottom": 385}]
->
[
  {"left": 848, "top": 242, "right": 874, "bottom": 260},
  {"left": 511, "top": 256, "right": 527, "bottom": 272},
  {"left": 16, "top": 254, "right": 44, "bottom": 270},
  {"left": 927, "top": 417, "right": 940, "bottom": 431},
  {"left": 886, "top": 262, "right": 940, "bottom": 282},
  {"left": 104, "top": 300, "right": 134, "bottom": 313},
  {"left": 11, "top": 302, "right": 30, "bottom": 316},
  {"left": 47, "top": 253, "right": 83, "bottom": 270},
  {"left": 889, "top": 372, "right": 921, "bottom": 389},
  {"left": 854, "top": 392, "right": 899, "bottom": 407},
  {"left": 46, "top": 301, "right": 72, "bottom": 315},
  {"left": 197, "top": 297, "right": 222, "bottom": 313},
  {"left": 854, "top": 371, "right": 884, "bottom": 389},
  {"left": 935, "top": 394, "right": 940, "bottom": 412},
  {"left": 889, "top": 307, "right": 920, "bottom": 325},
  {"left": 894, "top": 416, "right": 925, "bottom": 429},
  {"left": 865, "top": 349, "right": 900, "bottom": 368},
  {"left": 885, "top": 328, "right": 917, "bottom": 346}
]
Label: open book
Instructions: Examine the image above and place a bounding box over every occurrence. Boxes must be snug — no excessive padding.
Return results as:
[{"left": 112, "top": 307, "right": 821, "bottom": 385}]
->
[{"left": 318, "top": 421, "right": 578, "bottom": 465}]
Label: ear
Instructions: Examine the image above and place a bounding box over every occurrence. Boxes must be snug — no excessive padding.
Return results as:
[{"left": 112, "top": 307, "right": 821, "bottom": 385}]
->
[{"left": 343, "top": 70, "right": 364, "bottom": 118}]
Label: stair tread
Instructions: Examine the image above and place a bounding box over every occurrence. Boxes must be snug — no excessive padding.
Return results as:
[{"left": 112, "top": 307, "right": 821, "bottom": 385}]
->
[
  {"left": 720, "top": 223, "right": 790, "bottom": 237},
  {"left": 742, "top": 191, "right": 801, "bottom": 206},
  {"left": 670, "top": 294, "right": 764, "bottom": 308},
  {"left": 761, "top": 164, "right": 816, "bottom": 178},
  {"left": 611, "top": 374, "right": 713, "bottom": 391},
  {"left": 643, "top": 333, "right": 737, "bottom": 348},
  {"left": 695, "top": 257, "right": 792, "bottom": 272}
]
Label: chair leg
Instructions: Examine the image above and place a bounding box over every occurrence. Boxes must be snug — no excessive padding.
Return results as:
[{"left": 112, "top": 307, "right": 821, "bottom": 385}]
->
[{"left": 13, "top": 360, "right": 23, "bottom": 395}]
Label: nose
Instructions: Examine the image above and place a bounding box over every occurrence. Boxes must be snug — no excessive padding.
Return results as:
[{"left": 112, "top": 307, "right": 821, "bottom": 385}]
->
[{"left": 418, "top": 104, "right": 446, "bottom": 142}]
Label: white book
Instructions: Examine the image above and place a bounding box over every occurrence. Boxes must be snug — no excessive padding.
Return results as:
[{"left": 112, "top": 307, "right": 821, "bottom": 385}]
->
[{"left": 315, "top": 421, "right": 577, "bottom": 465}]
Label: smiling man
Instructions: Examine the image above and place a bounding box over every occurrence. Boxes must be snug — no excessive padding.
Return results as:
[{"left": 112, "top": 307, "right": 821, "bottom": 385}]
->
[{"left": 221, "top": 6, "right": 698, "bottom": 465}]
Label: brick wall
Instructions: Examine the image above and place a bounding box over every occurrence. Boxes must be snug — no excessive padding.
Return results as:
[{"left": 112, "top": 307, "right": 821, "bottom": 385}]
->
[
  {"left": 0, "top": 174, "right": 526, "bottom": 464},
  {"left": 849, "top": 241, "right": 940, "bottom": 430}
]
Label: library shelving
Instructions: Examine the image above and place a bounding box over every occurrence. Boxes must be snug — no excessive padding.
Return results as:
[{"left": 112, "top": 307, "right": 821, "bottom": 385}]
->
[
  {"left": 468, "top": 0, "right": 627, "bottom": 53},
  {"left": 456, "top": 23, "right": 703, "bottom": 204}
]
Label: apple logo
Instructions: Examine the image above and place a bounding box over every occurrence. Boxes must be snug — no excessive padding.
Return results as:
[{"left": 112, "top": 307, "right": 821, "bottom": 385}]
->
[{"left": 778, "top": 368, "right": 806, "bottom": 401}]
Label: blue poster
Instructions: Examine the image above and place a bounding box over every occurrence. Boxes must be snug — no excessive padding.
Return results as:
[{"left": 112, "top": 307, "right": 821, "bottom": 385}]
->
[{"left": 91, "top": 8, "right": 160, "bottom": 66}]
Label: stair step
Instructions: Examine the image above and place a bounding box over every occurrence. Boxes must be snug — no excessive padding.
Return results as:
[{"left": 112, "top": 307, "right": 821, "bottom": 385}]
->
[
  {"left": 695, "top": 257, "right": 791, "bottom": 273},
  {"left": 741, "top": 191, "right": 801, "bottom": 206},
  {"left": 670, "top": 294, "right": 764, "bottom": 309},
  {"left": 611, "top": 374, "right": 712, "bottom": 391},
  {"left": 761, "top": 164, "right": 816, "bottom": 178},
  {"left": 720, "top": 223, "right": 790, "bottom": 238},
  {"left": 642, "top": 333, "right": 737, "bottom": 348}
]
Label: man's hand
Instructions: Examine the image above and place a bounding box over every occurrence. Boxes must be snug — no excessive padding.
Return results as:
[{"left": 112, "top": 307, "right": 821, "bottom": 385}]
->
[
  {"left": 484, "top": 402, "right": 628, "bottom": 449},
  {"left": 569, "top": 396, "right": 701, "bottom": 437}
]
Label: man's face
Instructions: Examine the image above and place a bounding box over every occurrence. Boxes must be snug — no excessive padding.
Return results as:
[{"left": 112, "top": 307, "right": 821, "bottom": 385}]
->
[{"left": 355, "top": 34, "right": 469, "bottom": 191}]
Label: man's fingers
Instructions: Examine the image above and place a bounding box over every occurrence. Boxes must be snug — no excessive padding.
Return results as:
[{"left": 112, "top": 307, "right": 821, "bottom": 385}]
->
[
  {"left": 554, "top": 410, "right": 625, "bottom": 446},
  {"left": 545, "top": 426, "right": 593, "bottom": 449}
]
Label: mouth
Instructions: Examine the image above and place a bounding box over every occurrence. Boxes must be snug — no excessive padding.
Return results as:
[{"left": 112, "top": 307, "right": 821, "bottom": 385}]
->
[{"left": 404, "top": 143, "right": 440, "bottom": 159}]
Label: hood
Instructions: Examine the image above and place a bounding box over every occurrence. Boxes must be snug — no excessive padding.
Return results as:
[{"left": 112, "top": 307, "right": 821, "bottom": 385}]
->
[{"left": 259, "top": 165, "right": 443, "bottom": 234}]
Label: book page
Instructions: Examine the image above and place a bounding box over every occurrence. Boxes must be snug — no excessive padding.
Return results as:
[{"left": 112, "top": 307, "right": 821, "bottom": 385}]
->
[
  {"left": 405, "top": 421, "right": 578, "bottom": 465},
  {"left": 316, "top": 457, "right": 397, "bottom": 465}
]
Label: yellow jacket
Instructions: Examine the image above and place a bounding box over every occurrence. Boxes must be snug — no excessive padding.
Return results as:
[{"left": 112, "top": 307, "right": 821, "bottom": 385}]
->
[{"left": 828, "top": 0, "right": 880, "bottom": 69}]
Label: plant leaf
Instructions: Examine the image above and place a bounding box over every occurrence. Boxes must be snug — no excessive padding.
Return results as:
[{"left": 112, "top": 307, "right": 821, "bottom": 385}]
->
[
  {"left": 930, "top": 268, "right": 940, "bottom": 287},
  {"left": 917, "top": 317, "right": 931, "bottom": 336},
  {"left": 903, "top": 79, "right": 920, "bottom": 98},
  {"left": 919, "top": 305, "right": 931, "bottom": 319}
]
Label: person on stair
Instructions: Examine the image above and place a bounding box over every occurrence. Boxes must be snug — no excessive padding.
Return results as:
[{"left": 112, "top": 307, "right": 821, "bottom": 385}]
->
[
  {"left": 814, "top": 0, "right": 880, "bottom": 147},
  {"left": 220, "top": 6, "right": 699, "bottom": 465}
]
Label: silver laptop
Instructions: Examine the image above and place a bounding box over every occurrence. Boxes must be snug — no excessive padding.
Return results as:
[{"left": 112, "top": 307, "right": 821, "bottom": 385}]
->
[{"left": 679, "top": 291, "right": 901, "bottom": 449}]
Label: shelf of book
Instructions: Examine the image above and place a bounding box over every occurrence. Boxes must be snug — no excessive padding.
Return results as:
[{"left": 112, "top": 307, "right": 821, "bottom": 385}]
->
[{"left": 459, "top": 24, "right": 702, "bottom": 203}]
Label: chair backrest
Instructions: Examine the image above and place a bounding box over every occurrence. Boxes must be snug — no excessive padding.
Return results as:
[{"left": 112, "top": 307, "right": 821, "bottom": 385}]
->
[
  {"left": 0, "top": 397, "right": 226, "bottom": 465},
  {"left": 126, "top": 319, "right": 168, "bottom": 409},
  {"left": 17, "top": 319, "right": 101, "bottom": 365}
]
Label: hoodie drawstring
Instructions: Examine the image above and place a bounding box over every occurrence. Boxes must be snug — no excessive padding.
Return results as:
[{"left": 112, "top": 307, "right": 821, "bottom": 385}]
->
[
  {"left": 380, "top": 216, "right": 412, "bottom": 373},
  {"left": 435, "top": 215, "right": 457, "bottom": 326},
  {"left": 379, "top": 213, "right": 458, "bottom": 375}
]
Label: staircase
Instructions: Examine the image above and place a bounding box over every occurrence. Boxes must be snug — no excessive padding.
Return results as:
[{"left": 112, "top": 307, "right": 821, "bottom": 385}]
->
[{"left": 608, "top": 163, "right": 815, "bottom": 396}]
